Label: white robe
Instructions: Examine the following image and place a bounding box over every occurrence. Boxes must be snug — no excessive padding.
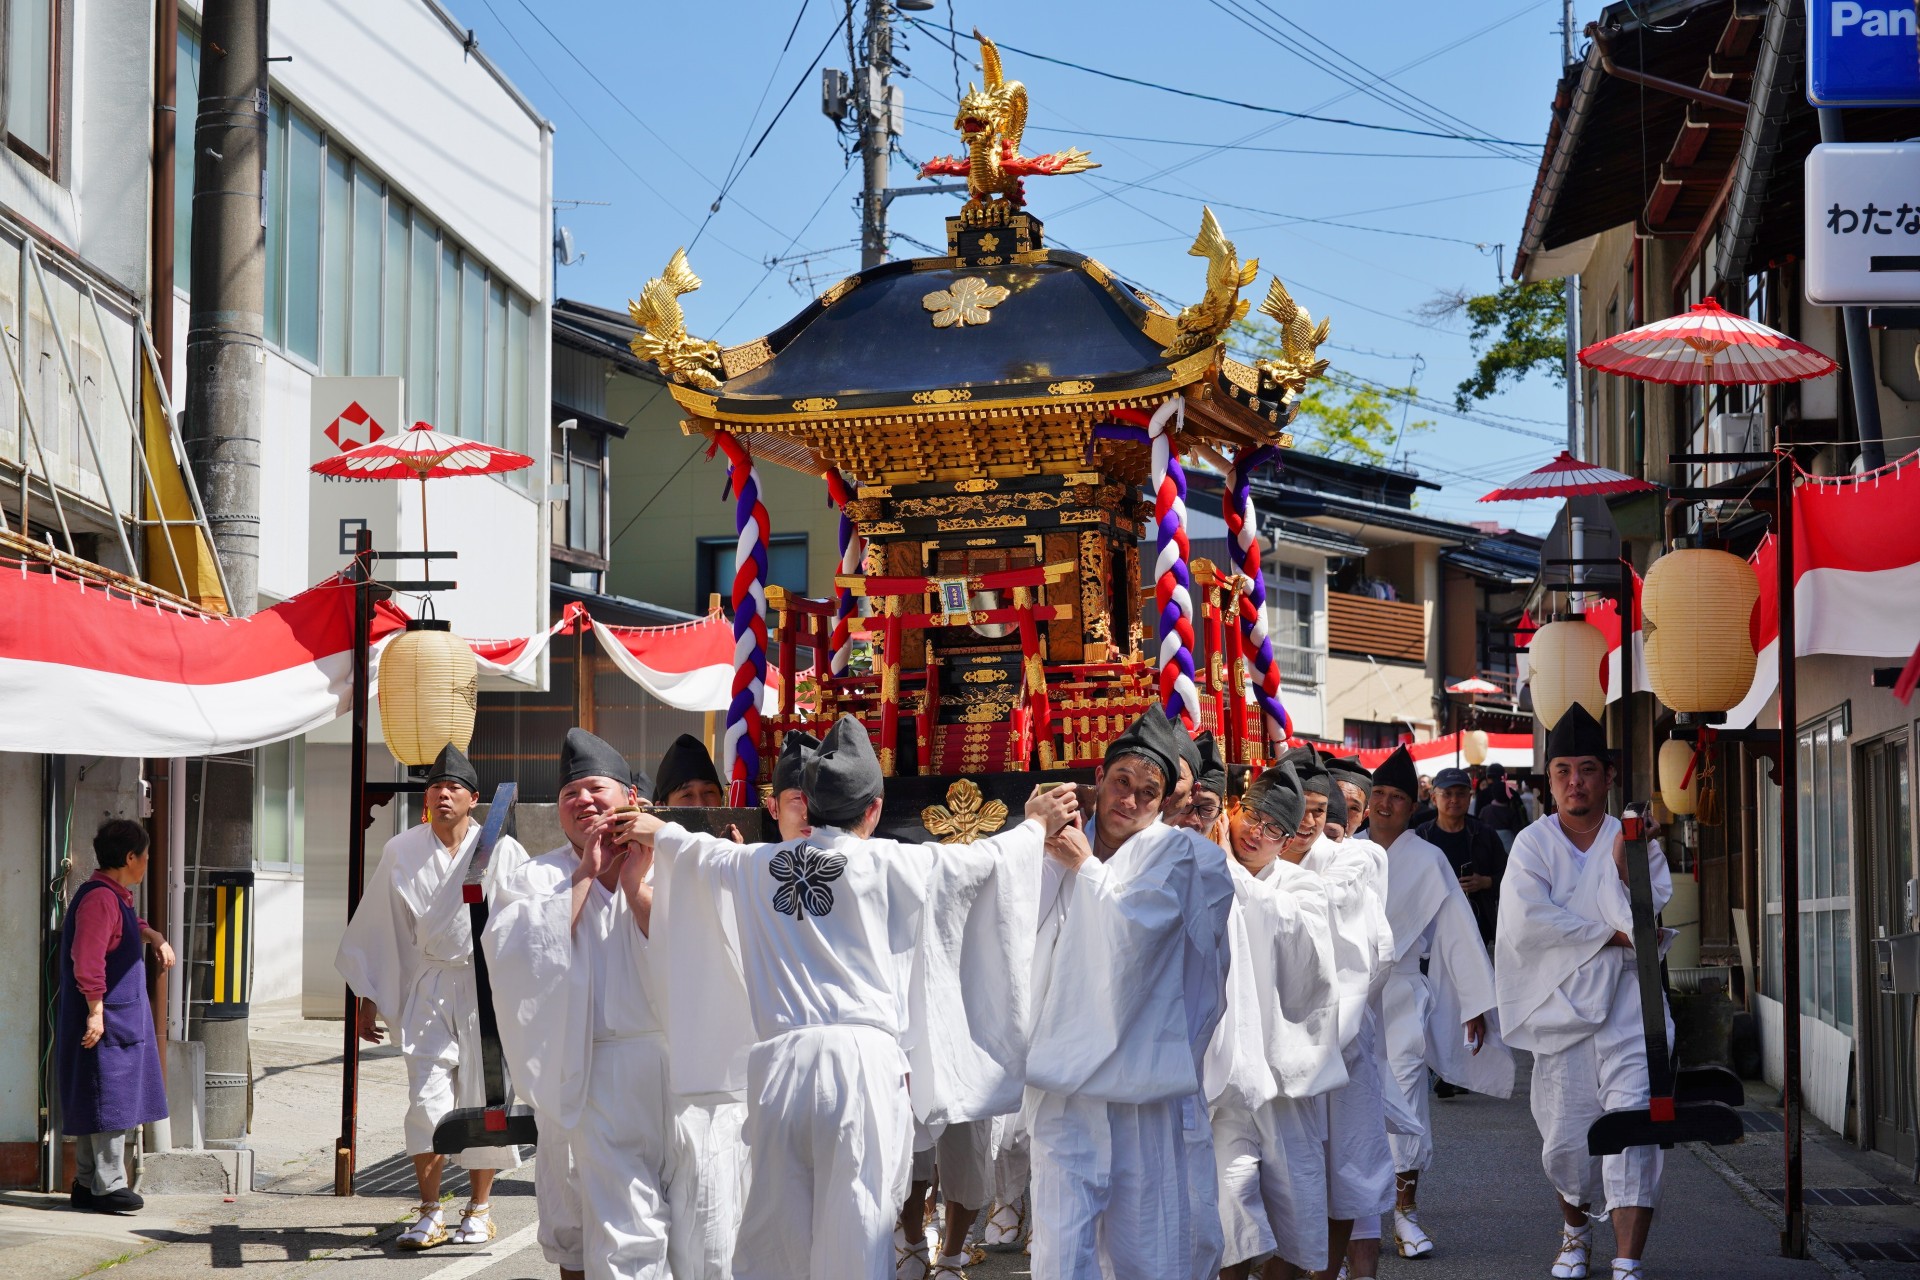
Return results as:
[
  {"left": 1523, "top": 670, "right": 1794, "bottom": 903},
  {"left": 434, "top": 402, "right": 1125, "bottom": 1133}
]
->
[
  {"left": 1299, "top": 834, "right": 1398, "bottom": 1223},
  {"left": 650, "top": 818, "right": 1046, "bottom": 1280},
  {"left": 1206, "top": 854, "right": 1339, "bottom": 1271},
  {"left": 1496, "top": 815, "right": 1675, "bottom": 1214},
  {"left": 1025, "top": 820, "right": 1235, "bottom": 1280},
  {"left": 333, "top": 821, "right": 527, "bottom": 1169},
  {"left": 1378, "top": 828, "right": 1514, "bottom": 1175},
  {"left": 482, "top": 846, "right": 677, "bottom": 1280}
]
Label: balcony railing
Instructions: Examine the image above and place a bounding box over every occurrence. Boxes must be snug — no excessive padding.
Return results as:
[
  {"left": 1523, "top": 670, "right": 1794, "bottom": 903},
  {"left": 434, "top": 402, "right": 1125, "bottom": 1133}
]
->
[
  {"left": 1327, "top": 591, "right": 1426, "bottom": 664},
  {"left": 1274, "top": 642, "right": 1319, "bottom": 685}
]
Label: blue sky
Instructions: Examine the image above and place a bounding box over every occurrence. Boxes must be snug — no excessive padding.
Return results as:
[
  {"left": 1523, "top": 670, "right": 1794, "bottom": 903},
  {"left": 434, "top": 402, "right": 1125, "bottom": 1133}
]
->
[{"left": 449, "top": 0, "right": 1590, "bottom": 533}]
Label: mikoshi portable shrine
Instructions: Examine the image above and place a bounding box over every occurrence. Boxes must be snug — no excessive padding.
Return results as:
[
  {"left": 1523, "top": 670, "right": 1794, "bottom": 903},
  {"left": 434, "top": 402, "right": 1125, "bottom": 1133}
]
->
[{"left": 625, "top": 31, "right": 1331, "bottom": 834}]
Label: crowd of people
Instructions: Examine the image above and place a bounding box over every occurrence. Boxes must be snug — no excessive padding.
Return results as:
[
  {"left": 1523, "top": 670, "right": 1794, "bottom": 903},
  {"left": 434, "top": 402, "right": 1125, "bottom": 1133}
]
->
[{"left": 52, "top": 704, "right": 1673, "bottom": 1280}]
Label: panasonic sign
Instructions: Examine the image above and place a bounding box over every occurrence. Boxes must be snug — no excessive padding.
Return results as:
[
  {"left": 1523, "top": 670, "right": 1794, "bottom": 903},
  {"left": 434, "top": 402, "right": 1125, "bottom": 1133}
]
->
[
  {"left": 1829, "top": 3, "right": 1918, "bottom": 35},
  {"left": 1809, "top": 0, "right": 1920, "bottom": 105}
]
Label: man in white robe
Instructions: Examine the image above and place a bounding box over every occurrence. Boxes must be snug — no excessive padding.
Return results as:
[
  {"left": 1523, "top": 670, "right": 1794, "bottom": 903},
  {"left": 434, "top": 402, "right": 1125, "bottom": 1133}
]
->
[
  {"left": 765, "top": 730, "right": 816, "bottom": 841},
  {"left": 335, "top": 744, "right": 527, "bottom": 1249},
  {"left": 1351, "top": 749, "right": 1513, "bottom": 1262},
  {"left": 624, "top": 714, "right": 1080, "bottom": 1280},
  {"left": 1023, "top": 709, "right": 1235, "bottom": 1280},
  {"left": 1207, "top": 762, "right": 1341, "bottom": 1279},
  {"left": 1496, "top": 704, "right": 1671, "bottom": 1280},
  {"left": 1271, "top": 754, "right": 1393, "bottom": 1280},
  {"left": 482, "top": 729, "right": 684, "bottom": 1280}
]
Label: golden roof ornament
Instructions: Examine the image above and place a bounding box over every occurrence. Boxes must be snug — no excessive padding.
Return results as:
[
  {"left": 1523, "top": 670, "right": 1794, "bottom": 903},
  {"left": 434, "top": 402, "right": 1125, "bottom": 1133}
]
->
[
  {"left": 1254, "top": 276, "right": 1332, "bottom": 400},
  {"left": 1163, "top": 207, "right": 1259, "bottom": 359},
  {"left": 923, "top": 276, "right": 1009, "bottom": 328},
  {"left": 917, "top": 29, "right": 1098, "bottom": 226},
  {"left": 628, "top": 247, "right": 722, "bottom": 390}
]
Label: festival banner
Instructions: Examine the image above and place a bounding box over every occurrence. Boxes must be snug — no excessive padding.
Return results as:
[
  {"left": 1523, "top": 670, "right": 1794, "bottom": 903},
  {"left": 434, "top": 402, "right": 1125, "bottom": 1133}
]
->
[
  {"left": 0, "top": 567, "right": 404, "bottom": 757},
  {"left": 1727, "top": 452, "right": 1920, "bottom": 727}
]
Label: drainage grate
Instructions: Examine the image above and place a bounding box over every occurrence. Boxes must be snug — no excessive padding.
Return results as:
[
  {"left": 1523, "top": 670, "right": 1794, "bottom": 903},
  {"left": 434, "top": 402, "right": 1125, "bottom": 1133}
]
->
[
  {"left": 1832, "top": 1241, "right": 1920, "bottom": 1263},
  {"left": 1740, "top": 1109, "right": 1786, "bottom": 1133},
  {"left": 1761, "top": 1187, "right": 1912, "bottom": 1207}
]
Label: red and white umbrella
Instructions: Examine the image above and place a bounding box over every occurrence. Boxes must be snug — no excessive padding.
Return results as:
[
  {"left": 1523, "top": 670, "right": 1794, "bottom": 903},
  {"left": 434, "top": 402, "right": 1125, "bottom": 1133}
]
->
[
  {"left": 311, "top": 422, "right": 534, "bottom": 556},
  {"left": 1578, "top": 296, "right": 1838, "bottom": 385},
  {"left": 1479, "top": 451, "right": 1658, "bottom": 503},
  {"left": 1446, "top": 677, "right": 1502, "bottom": 695}
]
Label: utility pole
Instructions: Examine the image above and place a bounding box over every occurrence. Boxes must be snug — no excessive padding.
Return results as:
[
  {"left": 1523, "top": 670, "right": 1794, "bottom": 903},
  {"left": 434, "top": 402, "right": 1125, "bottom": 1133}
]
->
[
  {"left": 857, "top": 0, "right": 900, "bottom": 269},
  {"left": 825, "top": 3, "right": 959, "bottom": 268},
  {"left": 181, "top": 0, "right": 267, "bottom": 1147},
  {"left": 1562, "top": 0, "right": 1584, "bottom": 457}
]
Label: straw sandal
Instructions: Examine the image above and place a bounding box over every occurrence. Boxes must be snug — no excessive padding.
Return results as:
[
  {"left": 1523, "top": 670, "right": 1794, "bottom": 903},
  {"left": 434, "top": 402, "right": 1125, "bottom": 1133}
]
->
[
  {"left": 982, "top": 1196, "right": 1025, "bottom": 1252},
  {"left": 1551, "top": 1224, "right": 1592, "bottom": 1279},
  {"left": 452, "top": 1202, "right": 495, "bottom": 1245},
  {"left": 397, "top": 1204, "right": 448, "bottom": 1251},
  {"left": 1393, "top": 1205, "right": 1435, "bottom": 1258}
]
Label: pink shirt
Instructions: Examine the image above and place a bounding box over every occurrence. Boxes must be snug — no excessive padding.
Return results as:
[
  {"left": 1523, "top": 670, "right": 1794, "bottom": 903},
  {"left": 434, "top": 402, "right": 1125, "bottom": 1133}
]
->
[{"left": 70, "top": 872, "right": 147, "bottom": 1001}]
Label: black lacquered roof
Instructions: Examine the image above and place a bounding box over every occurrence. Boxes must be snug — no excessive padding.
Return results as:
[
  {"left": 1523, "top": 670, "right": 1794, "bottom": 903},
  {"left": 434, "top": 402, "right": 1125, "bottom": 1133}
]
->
[{"left": 709, "top": 251, "right": 1182, "bottom": 414}]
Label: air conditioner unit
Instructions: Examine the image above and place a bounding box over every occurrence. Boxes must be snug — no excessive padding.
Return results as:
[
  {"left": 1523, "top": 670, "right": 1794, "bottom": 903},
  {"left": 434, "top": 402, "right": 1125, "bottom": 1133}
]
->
[{"left": 1703, "top": 411, "right": 1765, "bottom": 517}]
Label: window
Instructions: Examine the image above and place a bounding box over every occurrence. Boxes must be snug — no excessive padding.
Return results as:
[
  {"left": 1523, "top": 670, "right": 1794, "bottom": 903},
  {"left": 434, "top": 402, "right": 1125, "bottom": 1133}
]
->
[
  {"left": 6, "top": 0, "right": 56, "bottom": 168},
  {"left": 1344, "top": 720, "right": 1407, "bottom": 751},
  {"left": 551, "top": 432, "right": 604, "bottom": 558},
  {"left": 173, "top": 29, "right": 537, "bottom": 474},
  {"left": 1267, "top": 562, "right": 1316, "bottom": 684},
  {"left": 283, "top": 110, "right": 323, "bottom": 362},
  {"left": 1759, "top": 706, "right": 1855, "bottom": 1034},
  {"left": 698, "top": 534, "right": 808, "bottom": 611},
  {"left": 254, "top": 737, "right": 305, "bottom": 868},
  {"left": 173, "top": 27, "right": 200, "bottom": 274}
]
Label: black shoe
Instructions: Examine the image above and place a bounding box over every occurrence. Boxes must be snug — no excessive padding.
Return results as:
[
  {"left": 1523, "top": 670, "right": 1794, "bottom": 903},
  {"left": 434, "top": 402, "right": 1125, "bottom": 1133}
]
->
[
  {"left": 1435, "top": 1080, "right": 1467, "bottom": 1099},
  {"left": 69, "top": 1181, "right": 93, "bottom": 1211},
  {"left": 91, "top": 1187, "right": 143, "bottom": 1214}
]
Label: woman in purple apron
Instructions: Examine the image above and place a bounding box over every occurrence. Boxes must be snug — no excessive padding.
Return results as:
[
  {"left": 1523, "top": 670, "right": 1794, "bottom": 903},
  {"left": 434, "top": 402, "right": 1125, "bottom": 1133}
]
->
[{"left": 57, "top": 819, "right": 172, "bottom": 1213}]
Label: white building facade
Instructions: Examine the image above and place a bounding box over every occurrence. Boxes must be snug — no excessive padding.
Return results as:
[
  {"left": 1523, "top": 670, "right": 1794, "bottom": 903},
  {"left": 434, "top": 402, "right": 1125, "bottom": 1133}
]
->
[{"left": 172, "top": 0, "right": 554, "bottom": 1014}]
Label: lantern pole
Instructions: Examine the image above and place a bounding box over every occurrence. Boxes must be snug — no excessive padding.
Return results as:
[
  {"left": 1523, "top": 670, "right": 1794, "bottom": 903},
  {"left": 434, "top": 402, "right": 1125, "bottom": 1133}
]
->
[
  {"left": 1776, "top": 450, "right": 1806, "bottom": 1258},
  {"left": 336, "top": 527, "right": 374, "bottom": 1196},
  {"left": 332, "top": 536, "right": 456, "bottom": 1196}
]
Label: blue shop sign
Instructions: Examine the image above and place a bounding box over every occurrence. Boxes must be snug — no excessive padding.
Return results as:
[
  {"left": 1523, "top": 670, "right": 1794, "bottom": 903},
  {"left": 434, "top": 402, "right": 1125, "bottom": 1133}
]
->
[{"left": 1808, "top": 1, "right": 1920, "bottom": 106}]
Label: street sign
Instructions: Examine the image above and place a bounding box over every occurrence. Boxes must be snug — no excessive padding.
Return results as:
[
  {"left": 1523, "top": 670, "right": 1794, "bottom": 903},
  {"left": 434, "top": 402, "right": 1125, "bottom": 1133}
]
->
[
  {"left": 1807, "top": 1, "right": 1920, "bottom": 106},
  {"left": 1805, "top": 143, "right": 1920, "bottom": 305}
]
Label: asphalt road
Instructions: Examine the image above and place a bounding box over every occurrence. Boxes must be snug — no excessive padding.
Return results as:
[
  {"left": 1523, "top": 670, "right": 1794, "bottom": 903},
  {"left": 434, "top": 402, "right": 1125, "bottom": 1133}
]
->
[{"left": 0, "top": 1009, "right": 1886, "bottom": 1280}]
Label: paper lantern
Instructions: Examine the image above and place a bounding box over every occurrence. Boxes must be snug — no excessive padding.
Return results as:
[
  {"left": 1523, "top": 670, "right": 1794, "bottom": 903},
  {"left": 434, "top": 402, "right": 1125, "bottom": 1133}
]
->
[
  {"left": 1529, "top": 618, "right": 1608, "bottom": 729},
  {"left": 1462, "top": 729, "right": 1489, "bottom": 765},
  {"left": 1643, "top": 547, "right": 1759, "bottom": 713},
  {"left": 1658, "top": 738, "right": 1699, "bottom": 816},
  {"left": 378, "top": 620, "right": 478, "bottom": 766}
]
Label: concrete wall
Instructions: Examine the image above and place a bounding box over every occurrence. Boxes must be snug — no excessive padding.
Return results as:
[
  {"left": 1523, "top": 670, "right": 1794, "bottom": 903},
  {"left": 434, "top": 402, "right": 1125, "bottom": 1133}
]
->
[
  {"left": 183, "top": 0, "right": 549, "bottom": 300},
  {"left": 0, "top": 0, "right": 153, "bottom": 292},
  {"left": 1325, "top": 650, "right": 1435, "bottom": 745},
  {"left": 604, "top": 368, "right": 843, "bottom": 615},
  {"left": 0, "top": 754, "right": 46, "bottom": 1146},
  {"left": 251, "top": 872, "right": 304, "bottom": 1005}
]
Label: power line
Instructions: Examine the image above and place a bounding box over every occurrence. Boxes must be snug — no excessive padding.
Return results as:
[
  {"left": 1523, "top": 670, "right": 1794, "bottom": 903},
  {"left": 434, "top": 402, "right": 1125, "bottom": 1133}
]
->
[
  {"left": 695, "top": 0, "right": 818, "bottom": 250},
  {"left": 1039, "top": 1, "right": 1557, "bottom": 223},
  {"left": 1205, "top": 0, "right": 1540, "bottom": 164},
  {"left": 899, "top": 17, "right": 1543, "bottom": 147},
  {"left": 1080, "top": 172, "right": 1504, "bottom": 248},
  {"left": 477, "top": 0, "right": 762, "bottom": 266},
  {"left": 693, "top": 8, "right": 851, "bottom": 251},
  {"left": 508, "top": 0, "right": 798, "bottom": 244}
]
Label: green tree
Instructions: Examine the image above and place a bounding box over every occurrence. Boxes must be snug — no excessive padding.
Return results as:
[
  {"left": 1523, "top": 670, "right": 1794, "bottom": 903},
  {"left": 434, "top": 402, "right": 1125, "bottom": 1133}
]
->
[
  {"left": 1291, "top": 380, "right": 1431, "bottom": 464},
  {"left": 1423, "top": 279, "right": 1566, "bottom": 409},
  {"left": 1234, "top": 315, "right": 1428, "bottom": 464}
]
